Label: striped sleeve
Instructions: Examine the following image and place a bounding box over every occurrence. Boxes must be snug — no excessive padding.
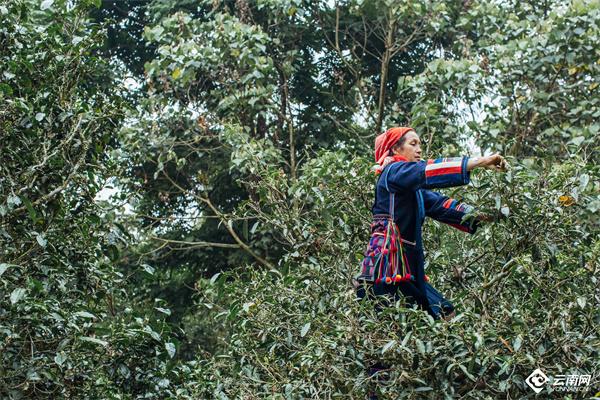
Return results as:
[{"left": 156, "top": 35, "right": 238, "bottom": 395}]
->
[
  {"left": 422, "top": 190, "right": 479, "bottom": 234},
  {"left": 384, "top": 156, "right": 471, "bottom": 192},
  {"left": 423, "top": 157, "right": 470, "bottom": 188}
]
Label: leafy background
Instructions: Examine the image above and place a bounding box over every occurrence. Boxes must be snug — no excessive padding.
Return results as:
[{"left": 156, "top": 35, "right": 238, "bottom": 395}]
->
[{"left": 1, "top": 0, "right": 598, "bottom": 398}]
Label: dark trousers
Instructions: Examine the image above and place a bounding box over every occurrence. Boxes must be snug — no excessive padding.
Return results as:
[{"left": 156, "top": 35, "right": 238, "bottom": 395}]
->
[{"left": 356, "top": 280, "right": 454, "bottom": 319}]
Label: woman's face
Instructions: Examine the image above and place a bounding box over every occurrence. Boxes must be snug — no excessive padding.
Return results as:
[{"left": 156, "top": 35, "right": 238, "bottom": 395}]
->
[{"left": 394, "top": 131, "right": 422, "bottom": 162}]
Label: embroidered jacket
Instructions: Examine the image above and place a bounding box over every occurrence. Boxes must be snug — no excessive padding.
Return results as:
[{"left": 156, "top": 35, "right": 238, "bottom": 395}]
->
[{"left": 357, "top": 157, "right": 479, "bottom": 294}]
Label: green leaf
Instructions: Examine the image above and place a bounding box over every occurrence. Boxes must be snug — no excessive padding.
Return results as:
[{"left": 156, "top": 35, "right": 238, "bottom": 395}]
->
[
  {"left": 54, "top": 353, "right": 66, "bottom": 366},
  {"left": 155, "top": 307, "right": 171, "bottom": 315},
  {"left": 570, "top": 136, "right": 585, "bottom": 146},
  {"left": 382, "top": 340, "right": 396, "bottom": 353},
  {"left": 145, "top": 327, "right": 161, "bottom": 342},
  {"left": 513, "top": 335, "right": 523, "bottom": 351},
  {"left": 579, "top": 174, "right": 589, "bottom": 191},
  {"left": 74, "top": 311, "right": 96, "bottom": 319},
  {"left": 27, "top": 370, "right": 40, "bottom": 381},
  {"left": 79, "top": 336, "right": 108, "bottom": 347},
  {"left": 165, "top": 342, "right": 176, "bottom": 358},
  {"left": 0, "top": 83, "right": 13, "bottom": 96},
  {"left": 105, "top": 244, "right": 119, "bottom": 261},
  {"left": 300, "top": 322, "right": 310, "bottom": 337},
  {"left": 10, "top": 288, "right": 26, "bottom": 304},
  {"left": 142, "top": 264, "right": 155, "bottom": 275},
  {"left": 40, "top": 0, "right": 53, "bottom": 10},
  {"left": 118, "top": 364, "right": 130, "bottom": 378},
  {"left": 35, "top": 233, "right": 47, "bottom": 247},
  {"left": 459, "top": 364, "right": 476, "bottom": 381},
  {"left": 210, "top": 273, "right": 221, "bottom": 284},
  {"left": 0, "top": 263, "right": 10, "bottom": 277},
  {"left": 415, "top": 387, "right": 433, "bottom": 392},
  {"left": 7, "top": 195, "right": 21, "bottom": 208},
  {"left": 21, "top": 196, "right": 38, "bottom": 223}
]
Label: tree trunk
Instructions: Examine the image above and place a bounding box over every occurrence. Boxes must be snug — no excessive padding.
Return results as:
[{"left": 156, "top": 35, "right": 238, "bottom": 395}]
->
[{"left": 375, "top": 17, "right": 395, "bottom": 134}]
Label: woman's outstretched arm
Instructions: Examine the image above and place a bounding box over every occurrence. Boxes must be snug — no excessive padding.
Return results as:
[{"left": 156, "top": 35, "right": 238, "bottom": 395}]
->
[
  {"left": 384, "top": 154, "right": 507, "bottom": 192},
  {"left": 422, "top": 190, "right": 480, "bottom": 234}
]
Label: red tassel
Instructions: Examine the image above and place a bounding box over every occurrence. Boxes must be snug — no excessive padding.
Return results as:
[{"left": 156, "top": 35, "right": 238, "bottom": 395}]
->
[
  {"left": 375, "top": 278, "right": 381, "bottom": 284},
  {"left": 385, "top": 277, "right": 392, "bottom": 284},
  {"left": 425, "top": 274, "right": 430, "bottom": 282},
  {"left": 394, "top": 274, "right": 402, "bottom": 283},
  {"left": 381, "top": 249, "right": 389, "bottom": 255}
]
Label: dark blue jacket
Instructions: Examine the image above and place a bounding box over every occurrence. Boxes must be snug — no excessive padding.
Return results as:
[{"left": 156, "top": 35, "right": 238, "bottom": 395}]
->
[{"left": 357, "top": 157, "right": 478, "bottom": 294}]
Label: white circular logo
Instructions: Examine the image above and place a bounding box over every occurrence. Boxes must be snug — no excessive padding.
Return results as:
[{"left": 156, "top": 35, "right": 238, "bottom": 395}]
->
[{"left": 526, "top": 368, "right": 549, "bottom": 393}]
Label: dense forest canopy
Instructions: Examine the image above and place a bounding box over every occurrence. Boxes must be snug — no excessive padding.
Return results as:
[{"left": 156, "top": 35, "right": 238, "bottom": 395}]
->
[{"left": 1, "top": 0, "right": 598, "bottom": 398}]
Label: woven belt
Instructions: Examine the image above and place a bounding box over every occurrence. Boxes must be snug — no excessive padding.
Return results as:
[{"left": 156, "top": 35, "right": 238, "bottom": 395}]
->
[{"left": 372, "top": 214, "right": 391, "bottom": 219}]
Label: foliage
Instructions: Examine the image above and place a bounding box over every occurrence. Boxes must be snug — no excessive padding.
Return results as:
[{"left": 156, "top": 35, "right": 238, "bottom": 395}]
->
[
  {"left": 182, "top": 131, "right": 599, "bottom": 398},
  {"left": 404, "top": 0, "right": 600, "bottom": 158},
  {"left": 0, "top": 1, "right": 184, "bottom": 398},
  {"left": 1, "top": 0, "right": 599, "bottom": 398}
]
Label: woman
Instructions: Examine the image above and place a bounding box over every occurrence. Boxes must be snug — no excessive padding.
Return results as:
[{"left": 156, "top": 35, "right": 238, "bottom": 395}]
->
[
  {"left": 355, "top": 126, "right": 507, "bottom": 319},
  {"left": 355, "top": 127, "right": 507, "bottom": 399}
]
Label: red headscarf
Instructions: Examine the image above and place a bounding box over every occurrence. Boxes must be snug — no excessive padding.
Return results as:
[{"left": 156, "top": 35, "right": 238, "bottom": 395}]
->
[
  {"left": 374, "top": 127, "right": 414, "bottom": 165},
  {"left": 372, "top": 127, "right": 413, "bottom": 174}
]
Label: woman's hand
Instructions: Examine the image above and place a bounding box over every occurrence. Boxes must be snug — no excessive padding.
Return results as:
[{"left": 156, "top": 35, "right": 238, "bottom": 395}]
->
[
  {"left": 481, "top": 154, "right": 508, "bottom": 171},
  {"left": 467, "top": 153, "right": 508, "bottom": 172}
]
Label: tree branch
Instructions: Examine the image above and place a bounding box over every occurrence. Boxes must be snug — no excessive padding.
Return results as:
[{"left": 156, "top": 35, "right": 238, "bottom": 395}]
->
[
  {"left": 162, "top": 170, "right": 275, "bottom": 269},
  {"left": 149, "top": 235, "right": 241, "bottom": 249}
]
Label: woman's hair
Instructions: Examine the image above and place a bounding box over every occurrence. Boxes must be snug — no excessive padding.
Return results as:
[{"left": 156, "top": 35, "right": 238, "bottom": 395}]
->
[{"left": 389, "top": 135, "right": 408, "bottom": 155}]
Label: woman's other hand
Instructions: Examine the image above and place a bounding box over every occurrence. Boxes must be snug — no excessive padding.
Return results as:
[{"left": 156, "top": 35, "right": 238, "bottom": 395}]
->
[{"left": 476, "top": 211, "right": 507, "bottom": 223}]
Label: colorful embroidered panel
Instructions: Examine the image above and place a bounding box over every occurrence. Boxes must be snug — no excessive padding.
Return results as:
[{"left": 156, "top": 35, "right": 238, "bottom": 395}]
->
[
  {"left": 424, "top": 157, "right": 469, "bottom": 187},
  {"left": 356, "top": 216, "right": 413, "bottom": 283}
]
